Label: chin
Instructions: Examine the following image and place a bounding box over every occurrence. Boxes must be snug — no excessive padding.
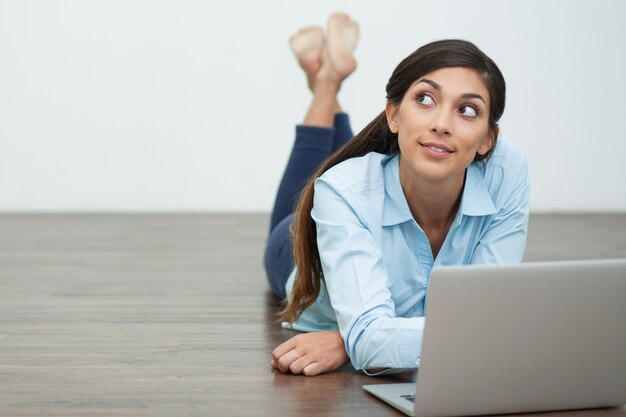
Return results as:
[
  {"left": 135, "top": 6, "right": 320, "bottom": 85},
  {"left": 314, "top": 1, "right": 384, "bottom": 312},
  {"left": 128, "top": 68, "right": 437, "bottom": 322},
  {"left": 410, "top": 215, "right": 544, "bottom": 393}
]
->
[
  {"left": 401, "top": 153, "right": 467, "bottom": 183},
  {"left": 415, "top": 162, "right": 467, "bottom": 182}
]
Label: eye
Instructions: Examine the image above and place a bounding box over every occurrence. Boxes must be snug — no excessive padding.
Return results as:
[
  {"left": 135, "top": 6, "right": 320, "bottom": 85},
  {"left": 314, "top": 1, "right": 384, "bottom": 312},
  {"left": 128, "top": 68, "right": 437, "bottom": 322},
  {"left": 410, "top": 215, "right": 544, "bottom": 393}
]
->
[
  {"left": 459, "top": 104, "right": 478, "bottom": 118},
  {"left": 416, "top": 93, "right": 435, "bottom": 106}
]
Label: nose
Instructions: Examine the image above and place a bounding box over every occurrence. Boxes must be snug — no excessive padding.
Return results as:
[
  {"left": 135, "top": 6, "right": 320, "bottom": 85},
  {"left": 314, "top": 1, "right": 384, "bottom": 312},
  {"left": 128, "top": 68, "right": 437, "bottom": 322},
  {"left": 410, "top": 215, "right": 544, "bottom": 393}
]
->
[{"left": 430, "top": 108, "right": 452, "bottom": 136}]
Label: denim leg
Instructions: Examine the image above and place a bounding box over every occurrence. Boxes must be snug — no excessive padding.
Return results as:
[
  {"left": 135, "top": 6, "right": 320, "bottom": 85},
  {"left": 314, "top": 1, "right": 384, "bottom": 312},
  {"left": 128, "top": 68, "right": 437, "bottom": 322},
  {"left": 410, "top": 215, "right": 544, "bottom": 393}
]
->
[
  {"left": 268, "top": 125, "right": 334, "bottom": 233},
  {"left": 263, "top": 213, "right": 295, "bottom": 299},
  {"left": 332, "top": 112, "right": 354, "bottom": 151},
  {"left": 265, "top": 115, "right": 352, "bottom": 298}
]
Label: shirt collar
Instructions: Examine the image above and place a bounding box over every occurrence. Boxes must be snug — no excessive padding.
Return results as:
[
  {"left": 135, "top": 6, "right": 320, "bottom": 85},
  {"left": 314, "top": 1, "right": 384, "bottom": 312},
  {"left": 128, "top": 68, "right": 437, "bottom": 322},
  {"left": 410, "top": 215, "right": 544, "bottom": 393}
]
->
[
  {"left": 382, "top": 154, "right": 414, "bottom": 226},
  {"left": 460, "top": 162, "right": 497, "bottom": 217},
  {"left": 381, "top": 154, "right": 496, "bottom": 227}
]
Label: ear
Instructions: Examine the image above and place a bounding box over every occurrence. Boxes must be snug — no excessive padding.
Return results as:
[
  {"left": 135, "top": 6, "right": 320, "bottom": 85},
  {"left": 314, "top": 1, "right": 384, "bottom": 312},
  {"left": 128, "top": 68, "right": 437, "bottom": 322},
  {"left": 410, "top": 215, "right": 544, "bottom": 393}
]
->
[
  {"left": 385, "top": 101, "right": 399, "bottom": 134},
  {"left": 477, "top": 125, "right": 499, "bottom": 156}
]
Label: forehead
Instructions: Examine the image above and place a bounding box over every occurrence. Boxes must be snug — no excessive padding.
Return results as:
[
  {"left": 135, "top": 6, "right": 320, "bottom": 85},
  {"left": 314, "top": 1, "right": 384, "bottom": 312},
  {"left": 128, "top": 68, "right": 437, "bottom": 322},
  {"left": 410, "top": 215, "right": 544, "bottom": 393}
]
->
[{"left": 410, "top": 67, "right": 490, "bottom": 104}]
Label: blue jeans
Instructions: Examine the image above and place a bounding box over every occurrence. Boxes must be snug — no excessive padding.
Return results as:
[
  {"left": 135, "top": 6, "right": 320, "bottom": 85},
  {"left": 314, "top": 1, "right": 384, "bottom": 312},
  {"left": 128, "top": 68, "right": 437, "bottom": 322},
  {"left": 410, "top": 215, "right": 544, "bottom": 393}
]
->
[{"left": 264, "top": 113, "right": 353, "bottom": 299}]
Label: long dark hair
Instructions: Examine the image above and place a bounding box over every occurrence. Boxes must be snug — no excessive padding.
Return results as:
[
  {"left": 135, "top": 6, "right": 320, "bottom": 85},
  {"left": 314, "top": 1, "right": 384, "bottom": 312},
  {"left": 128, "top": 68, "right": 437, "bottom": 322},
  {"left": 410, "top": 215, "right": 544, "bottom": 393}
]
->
[{"left": 279, "top": 39, "right": 506, "bottom": 323}]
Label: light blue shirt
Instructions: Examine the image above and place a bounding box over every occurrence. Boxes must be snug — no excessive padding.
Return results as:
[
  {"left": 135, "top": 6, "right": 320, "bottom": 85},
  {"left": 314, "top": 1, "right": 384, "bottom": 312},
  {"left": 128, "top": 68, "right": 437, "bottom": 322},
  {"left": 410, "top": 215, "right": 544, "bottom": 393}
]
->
[{"left": 283, "top": 138, "right": 530, "bottom": 371}]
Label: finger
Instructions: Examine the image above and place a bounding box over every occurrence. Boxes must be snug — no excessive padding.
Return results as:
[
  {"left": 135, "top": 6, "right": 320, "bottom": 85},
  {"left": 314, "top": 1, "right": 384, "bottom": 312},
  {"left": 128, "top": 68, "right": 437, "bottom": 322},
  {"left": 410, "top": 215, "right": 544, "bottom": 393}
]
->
[
  {"left": 272, "top": 339, "right": 297, "bottom": 362},
  {"left": 277, "top": 349, "right": 304, "bottom": 373},
  {"left": 270, "top": 359, "right": 276, "bottom": 368},
  {"left": 302, "top": 361, "right": 322, "bottom": 377},
  {"left": 288, "top": 355, "right": 312, "bottom": 375}
]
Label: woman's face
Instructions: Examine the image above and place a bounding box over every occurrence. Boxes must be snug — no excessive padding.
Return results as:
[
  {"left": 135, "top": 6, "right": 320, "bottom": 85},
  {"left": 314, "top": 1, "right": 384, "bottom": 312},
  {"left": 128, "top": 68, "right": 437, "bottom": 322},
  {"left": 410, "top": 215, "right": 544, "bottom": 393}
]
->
[{"left": 386, "top": 66, "right": 496, "bottom": 184}]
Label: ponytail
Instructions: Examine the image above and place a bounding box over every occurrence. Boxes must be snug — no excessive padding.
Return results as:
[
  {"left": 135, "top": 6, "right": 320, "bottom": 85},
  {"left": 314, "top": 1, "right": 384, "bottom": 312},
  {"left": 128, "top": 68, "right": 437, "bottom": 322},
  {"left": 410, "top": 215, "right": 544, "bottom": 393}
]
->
[{"left": 278, "top": 112, "right": 398, "bottom": 323}]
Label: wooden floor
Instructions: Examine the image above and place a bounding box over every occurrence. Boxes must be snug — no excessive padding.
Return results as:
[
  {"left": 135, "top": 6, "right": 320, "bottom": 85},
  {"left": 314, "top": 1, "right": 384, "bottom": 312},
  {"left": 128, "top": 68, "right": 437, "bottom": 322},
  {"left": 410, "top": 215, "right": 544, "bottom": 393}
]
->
[{"left": 0, "top": 213, "right": 625, "bottom": 417}]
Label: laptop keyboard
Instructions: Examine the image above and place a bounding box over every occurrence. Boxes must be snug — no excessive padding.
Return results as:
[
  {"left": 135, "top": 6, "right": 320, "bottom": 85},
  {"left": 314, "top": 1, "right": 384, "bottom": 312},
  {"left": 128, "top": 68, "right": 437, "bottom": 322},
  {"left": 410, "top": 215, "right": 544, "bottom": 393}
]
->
[{"left": 401, "top": 394, "right": 416, "bottom": 403}]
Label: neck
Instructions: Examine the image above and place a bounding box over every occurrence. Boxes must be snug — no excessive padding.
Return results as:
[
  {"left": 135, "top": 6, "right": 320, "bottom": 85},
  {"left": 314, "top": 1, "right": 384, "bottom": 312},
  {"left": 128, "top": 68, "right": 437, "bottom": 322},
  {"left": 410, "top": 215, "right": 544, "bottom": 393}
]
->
[{"left": 399, "top": 160, "right": 464, "bottom": 230}]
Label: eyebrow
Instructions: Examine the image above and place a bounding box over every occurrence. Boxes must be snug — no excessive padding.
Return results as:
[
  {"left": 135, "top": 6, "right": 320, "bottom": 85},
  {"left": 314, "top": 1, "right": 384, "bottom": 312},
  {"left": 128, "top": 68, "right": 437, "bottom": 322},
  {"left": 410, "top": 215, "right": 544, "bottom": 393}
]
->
[{"left": 416, "top": 79, "right": 486, "bottom": 104}]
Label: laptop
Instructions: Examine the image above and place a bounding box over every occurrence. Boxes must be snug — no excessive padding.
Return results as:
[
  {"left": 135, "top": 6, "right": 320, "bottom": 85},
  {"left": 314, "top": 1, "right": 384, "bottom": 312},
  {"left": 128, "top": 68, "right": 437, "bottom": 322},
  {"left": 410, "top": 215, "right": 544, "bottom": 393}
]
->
[{"left": 363, "top": 258, "right": 626, "bottom": 417}]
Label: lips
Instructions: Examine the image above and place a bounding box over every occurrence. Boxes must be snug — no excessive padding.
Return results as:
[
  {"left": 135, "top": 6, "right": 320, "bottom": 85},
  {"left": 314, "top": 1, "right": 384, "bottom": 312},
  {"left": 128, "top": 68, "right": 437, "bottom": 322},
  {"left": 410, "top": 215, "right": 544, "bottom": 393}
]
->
[
  {"left": 420, "top": 142, "right": 453, "bottom": 154},
  {"left": 424, "top": 145, "right": 450, "bottom": 153}
]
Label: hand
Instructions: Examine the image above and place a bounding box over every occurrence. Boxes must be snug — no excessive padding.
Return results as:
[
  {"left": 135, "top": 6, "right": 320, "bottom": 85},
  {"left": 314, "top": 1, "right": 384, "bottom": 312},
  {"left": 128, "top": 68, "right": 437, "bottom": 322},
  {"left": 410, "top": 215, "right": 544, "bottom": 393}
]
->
[{"left": 271, "top": 331, "right": 350, "bottom": 376}]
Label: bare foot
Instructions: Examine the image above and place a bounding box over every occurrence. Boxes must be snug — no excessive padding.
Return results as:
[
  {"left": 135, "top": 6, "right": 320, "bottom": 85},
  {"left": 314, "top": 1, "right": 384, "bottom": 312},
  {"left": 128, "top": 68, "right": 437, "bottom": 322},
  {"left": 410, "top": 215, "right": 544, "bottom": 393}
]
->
[
  {"left": 326, "top": 12, "right": 359, "bottom": 82},
  {"left": 289, "top": 26, "right": 324, "bottom": 91}
]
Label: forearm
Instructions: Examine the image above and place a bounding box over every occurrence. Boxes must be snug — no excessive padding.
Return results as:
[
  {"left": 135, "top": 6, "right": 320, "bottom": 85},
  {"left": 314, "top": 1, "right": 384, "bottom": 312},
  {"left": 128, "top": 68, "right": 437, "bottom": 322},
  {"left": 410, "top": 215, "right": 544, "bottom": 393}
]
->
[{"left": 344, "top": 316, "right": 425, "bottom": 371}]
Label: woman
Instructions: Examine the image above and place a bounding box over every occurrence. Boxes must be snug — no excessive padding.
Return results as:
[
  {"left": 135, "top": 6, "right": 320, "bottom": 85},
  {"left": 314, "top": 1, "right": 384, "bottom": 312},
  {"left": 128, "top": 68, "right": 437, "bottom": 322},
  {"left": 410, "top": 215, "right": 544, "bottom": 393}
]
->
[{"left": 264, "top": 13, "right": 530, "bottom": 377}]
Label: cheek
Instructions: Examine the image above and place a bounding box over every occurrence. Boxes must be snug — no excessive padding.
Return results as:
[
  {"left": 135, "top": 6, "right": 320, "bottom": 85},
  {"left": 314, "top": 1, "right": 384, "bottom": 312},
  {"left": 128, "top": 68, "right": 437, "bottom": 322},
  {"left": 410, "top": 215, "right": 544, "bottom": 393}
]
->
[
  {"left": 456, "top": 123, "right": 490, "bottom": 151},
  {"left": 397, "top": 111, "right": 429, "bottom": 137},
  {"left": 396, "top": 132, "right": 411, "bottom": 155}
]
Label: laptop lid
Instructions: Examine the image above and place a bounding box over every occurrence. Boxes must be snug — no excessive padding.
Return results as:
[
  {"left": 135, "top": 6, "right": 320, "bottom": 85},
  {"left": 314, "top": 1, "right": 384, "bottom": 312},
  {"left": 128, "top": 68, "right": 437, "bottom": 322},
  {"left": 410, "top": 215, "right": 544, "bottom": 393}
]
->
[{"left": 411, "top": 259, "right": 626, "bottom": 417}]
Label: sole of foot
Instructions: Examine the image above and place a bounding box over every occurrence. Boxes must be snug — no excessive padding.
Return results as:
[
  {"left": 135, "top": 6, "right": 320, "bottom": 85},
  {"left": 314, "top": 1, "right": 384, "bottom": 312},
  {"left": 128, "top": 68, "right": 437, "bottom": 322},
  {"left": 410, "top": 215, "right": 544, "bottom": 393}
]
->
[
  {"left": 326, "top": 12, "right": 359, "bottom": 80},
  {"left": 289, "top": 26, "right": 324, "bottom": 79}
]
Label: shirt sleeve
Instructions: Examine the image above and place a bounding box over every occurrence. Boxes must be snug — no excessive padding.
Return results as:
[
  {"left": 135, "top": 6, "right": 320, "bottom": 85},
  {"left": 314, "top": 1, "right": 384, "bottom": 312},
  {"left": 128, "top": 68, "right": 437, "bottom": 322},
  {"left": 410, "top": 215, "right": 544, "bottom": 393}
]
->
[
  {"left": 471, "top": 150, "right": 531, "bottom": 264},
  {"left": 311, "top": 174, "right": 424, "bottom": 371}
]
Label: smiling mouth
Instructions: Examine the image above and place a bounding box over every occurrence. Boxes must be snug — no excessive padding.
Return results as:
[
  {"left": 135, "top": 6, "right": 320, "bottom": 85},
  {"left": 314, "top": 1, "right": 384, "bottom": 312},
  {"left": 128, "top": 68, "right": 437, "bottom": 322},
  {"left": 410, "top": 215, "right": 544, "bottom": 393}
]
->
[{"left": 421, "top": 143, "right": 453, "bottom": 154}]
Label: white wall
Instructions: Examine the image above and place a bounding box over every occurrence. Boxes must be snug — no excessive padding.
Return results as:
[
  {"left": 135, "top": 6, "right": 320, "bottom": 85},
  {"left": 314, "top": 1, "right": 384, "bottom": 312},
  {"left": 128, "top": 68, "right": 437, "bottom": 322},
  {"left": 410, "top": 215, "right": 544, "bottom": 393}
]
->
[{"left": 1, "top": 0, "right": 625, "bottom": 212}]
